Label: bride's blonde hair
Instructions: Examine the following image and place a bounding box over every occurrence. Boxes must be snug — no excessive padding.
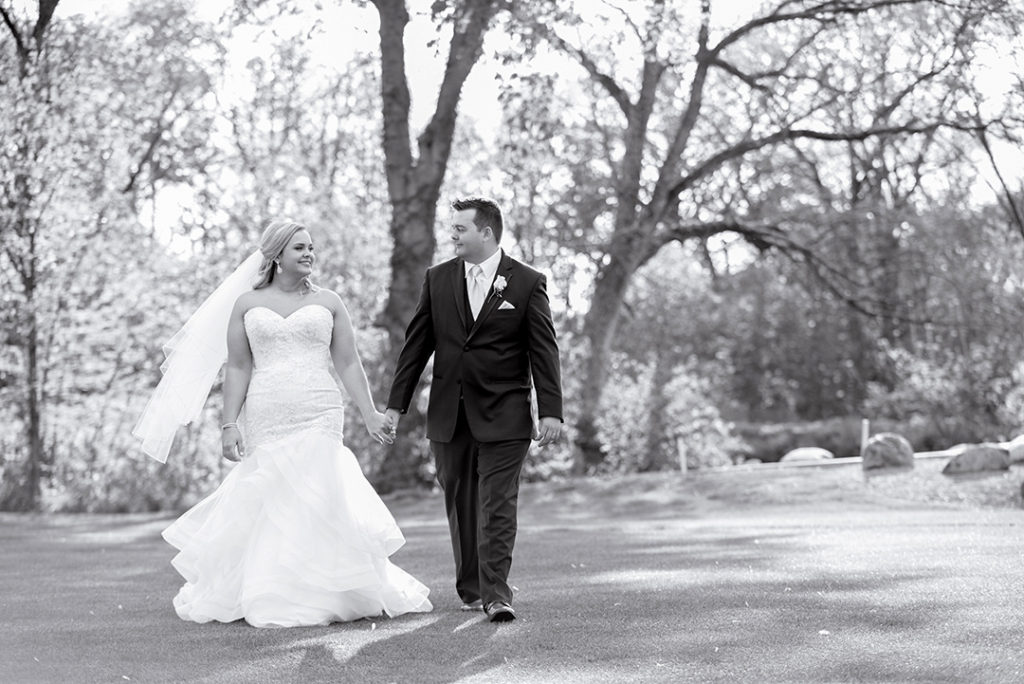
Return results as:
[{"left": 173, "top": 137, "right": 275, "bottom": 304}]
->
[{"left": 254, "top": 219, "right": 318, "bottom": 292}]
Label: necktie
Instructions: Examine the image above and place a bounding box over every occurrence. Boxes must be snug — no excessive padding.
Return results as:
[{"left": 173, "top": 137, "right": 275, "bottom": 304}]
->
[{"left": 468, "top": 264, "right": 486, "bottom": 319}]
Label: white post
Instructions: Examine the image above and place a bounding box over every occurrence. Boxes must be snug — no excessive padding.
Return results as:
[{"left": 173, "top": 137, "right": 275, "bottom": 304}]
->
[
  {"left": 860, "top": 418, "right": 870, "bottom": 457},
  {"left": 676, "top": 434, "right": 687, "bottom": 477}
]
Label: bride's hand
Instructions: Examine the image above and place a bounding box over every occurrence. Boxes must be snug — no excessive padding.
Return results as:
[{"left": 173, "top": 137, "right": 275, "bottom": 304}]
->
[
  {"left": 221, "top": 426, "right": 245, "bottom": 461},
  {"left": 364, "top": 410, "right": 394, "bottom": 446}
]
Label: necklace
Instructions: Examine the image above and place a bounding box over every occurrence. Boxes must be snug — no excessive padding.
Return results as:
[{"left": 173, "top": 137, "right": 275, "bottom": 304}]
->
[{"left": 274, "top": 279, "right": 308, "bottom": 296}]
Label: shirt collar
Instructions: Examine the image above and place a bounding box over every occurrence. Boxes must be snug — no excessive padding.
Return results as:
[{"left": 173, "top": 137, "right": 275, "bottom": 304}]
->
[{"left": 465, "top": 248, "right": 503, "bottom": 280}]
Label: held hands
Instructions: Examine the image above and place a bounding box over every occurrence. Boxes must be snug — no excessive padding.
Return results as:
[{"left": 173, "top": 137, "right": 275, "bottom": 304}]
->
[
  {"left": 365, "top": 409, "right": 396, "bottom": 445},
  {"left": 535, "top": 416, "right": 563, "bottom": 447},
  {"left": 221, "top": 425, "right": 245, "bottom": 461},
  {"left": 383, "top": 409, "right": 401, "bottom": 436}
]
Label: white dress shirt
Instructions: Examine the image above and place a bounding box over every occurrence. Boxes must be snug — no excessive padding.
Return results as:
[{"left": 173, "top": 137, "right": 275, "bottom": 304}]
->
[{"left": 465, "top": 249, "right": 503, "bottom": 318}]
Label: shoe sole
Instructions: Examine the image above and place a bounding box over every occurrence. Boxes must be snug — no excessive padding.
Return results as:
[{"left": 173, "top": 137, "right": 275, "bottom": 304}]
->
[{"left": 489, "top": 610, "right": 516, "bottom": 622}]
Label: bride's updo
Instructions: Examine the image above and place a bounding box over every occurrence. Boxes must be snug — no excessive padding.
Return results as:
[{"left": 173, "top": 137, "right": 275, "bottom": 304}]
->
[{"left": 253, "top": 219, "right": 317, "bottom": 292}]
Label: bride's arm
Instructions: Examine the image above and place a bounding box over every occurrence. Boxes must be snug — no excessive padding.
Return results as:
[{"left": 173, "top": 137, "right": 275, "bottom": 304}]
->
[
  {"left": 327, "top": 292, "right": 392, "bottom": 444},
  {"left": 221, "top": 299, "right": 253, "bottom": 460}
]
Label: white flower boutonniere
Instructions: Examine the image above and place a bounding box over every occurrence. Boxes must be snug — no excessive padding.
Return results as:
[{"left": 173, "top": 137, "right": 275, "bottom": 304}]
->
[{"left": 493, "top": 275, "right": 508, "bottom": 297}]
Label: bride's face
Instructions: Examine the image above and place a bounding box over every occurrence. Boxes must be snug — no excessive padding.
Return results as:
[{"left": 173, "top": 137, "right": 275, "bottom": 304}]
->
[{"left": 280, "top": 230, "right": 315, "bottom": 276}]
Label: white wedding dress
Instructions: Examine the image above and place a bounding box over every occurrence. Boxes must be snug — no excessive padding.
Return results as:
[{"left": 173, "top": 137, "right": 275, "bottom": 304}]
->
[{"left": 162, "top": 303, "right": 432, "bottom": 627}]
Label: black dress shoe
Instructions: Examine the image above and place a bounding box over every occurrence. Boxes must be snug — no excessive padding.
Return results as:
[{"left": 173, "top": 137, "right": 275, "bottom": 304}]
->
[{"left": 485, "top": 601, "right": 516, "bottom": 622}]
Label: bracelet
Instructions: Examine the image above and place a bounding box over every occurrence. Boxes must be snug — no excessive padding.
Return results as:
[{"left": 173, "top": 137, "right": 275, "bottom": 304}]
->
[{"left": 221, "top": 422, "right": 239, "bottom": 430}]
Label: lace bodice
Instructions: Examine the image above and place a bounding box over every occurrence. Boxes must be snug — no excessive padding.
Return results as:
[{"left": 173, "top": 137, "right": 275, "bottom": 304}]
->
[
  {"left": 242, "top": 304, "right": 345, "bottom": 449},
  {"left": 245, "top": 304, "right": 334, "bottom": 373}
]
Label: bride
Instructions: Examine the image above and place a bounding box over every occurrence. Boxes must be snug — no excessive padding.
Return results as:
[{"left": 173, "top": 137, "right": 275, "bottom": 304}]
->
[{"left": 133, "top": 219, "right": 432, "bottom": 627}]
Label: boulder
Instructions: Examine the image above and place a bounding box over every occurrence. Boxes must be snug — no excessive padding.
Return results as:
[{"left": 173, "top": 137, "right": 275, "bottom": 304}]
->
[
  {"left": 997, "top": 435, "right": 1024, "bottom": 464},
  {"left": 781, "top": 447, "right": 834, "bottom": 462},
  {"left": 942, "top": 445, "right": 1010, "bottom": 475},
  {"left": 862, "top": 433, "right": 914, "bottom": 470}
]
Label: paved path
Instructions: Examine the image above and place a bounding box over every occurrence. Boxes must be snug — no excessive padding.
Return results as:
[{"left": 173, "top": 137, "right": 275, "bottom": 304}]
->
[{"left": 2, "top": 471, "right": 1023, "bottom": 683}]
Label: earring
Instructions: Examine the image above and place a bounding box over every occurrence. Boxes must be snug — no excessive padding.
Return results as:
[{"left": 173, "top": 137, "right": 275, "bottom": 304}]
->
[{"left": 275, "top": 261, "right": 282, "bottom": 274}]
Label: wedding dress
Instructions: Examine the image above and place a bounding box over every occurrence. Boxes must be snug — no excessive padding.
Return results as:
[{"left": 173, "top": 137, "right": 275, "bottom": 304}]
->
[{"left": 162, "top": 303, "right": 432, "bottom": 627}]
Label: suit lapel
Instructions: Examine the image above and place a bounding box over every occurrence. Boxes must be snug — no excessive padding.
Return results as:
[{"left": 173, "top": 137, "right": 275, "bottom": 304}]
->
[
  {"left": 450, "top": 258, "right": 468, "bottom": 331},
  {"left": 467, "top": 253, "right": 514, "bottom": 342}
]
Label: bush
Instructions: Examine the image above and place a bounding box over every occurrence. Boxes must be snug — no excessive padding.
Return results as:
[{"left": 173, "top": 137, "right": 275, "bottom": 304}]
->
[
  {"left": 734, "top": 417, "right": 868, "bottom": 462},
  {"left": 595, "top": 359, "right": 746, "bottom": 472}
]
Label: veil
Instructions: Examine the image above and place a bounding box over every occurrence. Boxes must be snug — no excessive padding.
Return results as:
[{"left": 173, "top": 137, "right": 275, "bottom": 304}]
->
[{"left": 132, "top": 251, "right": 263, "bottom": 463}]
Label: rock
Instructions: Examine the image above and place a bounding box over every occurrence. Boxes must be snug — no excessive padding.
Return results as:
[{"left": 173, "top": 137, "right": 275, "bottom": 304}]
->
[
  {"left": 781, "top": 447, "right": 834, "bottom": 462},
  {"left": 942, "top": 445, "right": 1010, "bottom": 475},
  {"left": 743, "top": 457, "right": 763, "bottom": 465},
  {"left": 862, "top": 433, "right": 914, "bottom": 470},
  {"left": 997, "top": 435, "right": 1024, "bottom": 464}
]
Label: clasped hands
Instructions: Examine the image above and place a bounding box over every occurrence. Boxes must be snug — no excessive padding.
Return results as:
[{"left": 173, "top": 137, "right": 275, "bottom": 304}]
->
[{"left": 366, "top": 409, "right": 397, "bottom": 445}]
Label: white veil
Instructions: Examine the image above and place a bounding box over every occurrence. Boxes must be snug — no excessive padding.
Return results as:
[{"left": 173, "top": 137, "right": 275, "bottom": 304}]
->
[{"left": 132, "top": 251, "right": 263, "bottom": 463}]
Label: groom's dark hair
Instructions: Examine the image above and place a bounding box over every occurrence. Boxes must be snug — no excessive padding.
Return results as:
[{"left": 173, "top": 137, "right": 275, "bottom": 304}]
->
[{"left": 453, "top": 197, "right": 503, "bottom": 244}]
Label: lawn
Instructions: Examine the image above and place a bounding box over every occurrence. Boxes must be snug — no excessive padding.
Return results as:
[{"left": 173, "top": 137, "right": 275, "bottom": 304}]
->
[{"left": 1, "top": 463, "right": 1022, "bottom": 683}]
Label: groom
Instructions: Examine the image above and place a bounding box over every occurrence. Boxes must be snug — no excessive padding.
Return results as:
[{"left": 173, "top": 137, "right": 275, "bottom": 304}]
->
[{"left": 384, "top": 197, "right": 563, "bottom": 623}]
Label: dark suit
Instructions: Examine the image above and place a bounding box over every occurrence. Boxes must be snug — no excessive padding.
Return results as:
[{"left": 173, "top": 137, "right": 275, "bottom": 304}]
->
[{"left": 388, "top": 251, "right": 562, "bottom": 607}]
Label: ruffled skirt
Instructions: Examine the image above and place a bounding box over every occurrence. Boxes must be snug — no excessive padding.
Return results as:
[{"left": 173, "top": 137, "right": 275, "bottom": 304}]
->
[{"left": 162, "top": 430, "right": 432, "bottom": 627}]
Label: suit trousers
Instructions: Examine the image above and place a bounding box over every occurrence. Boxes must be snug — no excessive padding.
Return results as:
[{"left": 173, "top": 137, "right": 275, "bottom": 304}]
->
[{"left": 431, "top": 400, "right": 530, "bottom": 607}]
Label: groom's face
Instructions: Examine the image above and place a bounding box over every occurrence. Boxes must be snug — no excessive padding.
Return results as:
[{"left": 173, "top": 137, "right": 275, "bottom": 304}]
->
[{"left": 451, "top": 208, "right": 491, "bottom": 263}]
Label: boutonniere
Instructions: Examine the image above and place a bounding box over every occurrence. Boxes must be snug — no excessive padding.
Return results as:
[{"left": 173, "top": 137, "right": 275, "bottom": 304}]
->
[{"left": 493, "top": 275, "right": 508, "bottom": 297}]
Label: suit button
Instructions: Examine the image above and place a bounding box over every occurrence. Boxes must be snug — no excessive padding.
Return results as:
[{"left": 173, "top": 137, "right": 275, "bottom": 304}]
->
[{"left": 463, "top": 345, "right": 470, "bottom": 351}]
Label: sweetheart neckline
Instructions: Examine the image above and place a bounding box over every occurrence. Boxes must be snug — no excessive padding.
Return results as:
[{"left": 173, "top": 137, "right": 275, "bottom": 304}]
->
[{"left": 244, "top": 303, "right": 333, "bottom": 321}]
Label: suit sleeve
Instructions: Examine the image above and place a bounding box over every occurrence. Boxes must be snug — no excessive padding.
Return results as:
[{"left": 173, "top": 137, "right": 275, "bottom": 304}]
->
[
  {"left": 525, "top": 274, "right": 563, "bottom": 421},
  {"left": 387, "top": 271, "right": 435, "bottom": 413}
]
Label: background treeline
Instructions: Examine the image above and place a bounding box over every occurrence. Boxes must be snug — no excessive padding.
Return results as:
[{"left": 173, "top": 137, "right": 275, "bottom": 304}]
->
[{"left": 1, "top": 0, "right": 1022, "bottom": 511}]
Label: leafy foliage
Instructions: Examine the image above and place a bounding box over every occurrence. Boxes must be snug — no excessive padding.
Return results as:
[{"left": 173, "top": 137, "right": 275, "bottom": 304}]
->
[{"left": 2, "top": 0, "right": 1024, "bottom": 509}]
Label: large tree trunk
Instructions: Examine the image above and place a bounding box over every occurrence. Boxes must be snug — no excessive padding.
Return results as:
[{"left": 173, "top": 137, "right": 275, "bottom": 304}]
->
[
  {"left": 24, "top": 308, "right": 42, "bottom": 510},
  {"left": 0, "top": 2, "right": 59, "bottom": 510},
  {"left": 640, "top": 350, "right": 674, "bottom": 472},
  {"left": 368, "top": 0, "right": 500, "bottom": 492},
  {"left": 374, "top": 199, "right": 437, "bottom": 492},
  {"left": 574, "top": 248, "right": 642, "bottom": 472}
]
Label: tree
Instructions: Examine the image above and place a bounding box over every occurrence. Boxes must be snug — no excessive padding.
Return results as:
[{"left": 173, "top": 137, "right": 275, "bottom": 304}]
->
[
  {"left": 0, "top": 0, "right": 222, "bottom": 510},
  {"left": 510, "top": 0, "right": 1013, "bottom": 471},
  {"left": 368, "top": 0, "right": 506, "bottom": 490}
]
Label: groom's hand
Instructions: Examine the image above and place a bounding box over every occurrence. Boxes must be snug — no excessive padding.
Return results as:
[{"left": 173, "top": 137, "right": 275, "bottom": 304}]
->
[
  {"left": 535, "top": 417, "right": 563, "bottom": 447},
  {"left": 383, "top": 408, "right": 401, "bottom": 438}
]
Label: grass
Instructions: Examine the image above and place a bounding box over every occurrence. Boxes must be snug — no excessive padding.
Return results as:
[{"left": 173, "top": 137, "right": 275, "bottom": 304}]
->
[{"left": 1, "top": 463, "right": 1023, "bottom": 683}]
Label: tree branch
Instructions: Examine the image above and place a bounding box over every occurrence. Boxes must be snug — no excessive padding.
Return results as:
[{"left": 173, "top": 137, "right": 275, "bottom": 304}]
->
[
  {"left": 976, "top": 125, "right": 1024, "bottom": 240},
  {"left": 666, "top": 120, "right": 987, "bottom": 203},
  {"left": 659, "top": 219, "right": 946, "bottom": 325},
  {"left": 416, "top": 0, "right": 501, "bottom": 183},
  {"left": 368, "top": 0, "right": 414, "bottom": 197},
  {"left": 707, "top": 57, "right": 772, "bottom": 92},
  {"left": 710, "top": 0, "right": 928, "bottom": 59},
  {"left": 544, "top": 29, "right": 633, "bottom": 118},
  {"left": 32, "top": 0, "right": 59, "bottom": 44},
  {"left": 707, "top": 22, "right": 829, "bottom": 92},
  {"left": 0, "top": 3, "right": 29, "bottom": 67},
  {"left": 597, "top": 0, "right": 643, "bottom": 45},
  {"left": 122, "top": 85, "right": 182, "bottom": 194},
  {"left": 648, "top": 0, "right": 711, "bottom": 213}
]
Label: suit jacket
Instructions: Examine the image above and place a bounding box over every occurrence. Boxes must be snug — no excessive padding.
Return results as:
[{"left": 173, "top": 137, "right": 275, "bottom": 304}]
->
[{"left": 387, "top": 252, "right": 563, "bottom": 443}]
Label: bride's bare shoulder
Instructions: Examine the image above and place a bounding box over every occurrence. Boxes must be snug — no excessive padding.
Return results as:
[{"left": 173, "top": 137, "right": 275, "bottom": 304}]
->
[
  {"left": 233, "top": 290, "right": 264, "bottom": 313},
  {"left": 315, "top": 288, "right": 344, "bottom": 314}
]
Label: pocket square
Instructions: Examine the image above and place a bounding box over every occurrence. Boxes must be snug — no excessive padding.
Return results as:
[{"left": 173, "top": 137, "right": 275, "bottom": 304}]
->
[{"left": 498, "top": 300, "right": 516, "bottom": 310}]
